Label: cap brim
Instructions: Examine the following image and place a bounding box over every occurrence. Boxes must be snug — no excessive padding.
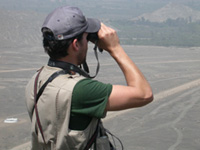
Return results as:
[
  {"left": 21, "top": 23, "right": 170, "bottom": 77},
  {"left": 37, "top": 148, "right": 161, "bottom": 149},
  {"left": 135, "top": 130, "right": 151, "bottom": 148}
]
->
[{"left": 85, "top": 18, "right": 101, "bottom": 33}]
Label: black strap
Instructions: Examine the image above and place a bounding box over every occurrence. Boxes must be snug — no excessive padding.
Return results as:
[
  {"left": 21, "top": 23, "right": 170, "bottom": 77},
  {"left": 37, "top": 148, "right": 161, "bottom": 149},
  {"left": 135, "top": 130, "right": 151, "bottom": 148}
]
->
[
  {"left": 48, "top": 59, "right": 93, "bottom": 78},
  {"left": 82, "top": 42, "right": 101, "bottom": 78},
  {"left": 48, "top": 43, "right": 101, "bottom": 79},
  {"left": 105, "top": 129, "right": 124, "bottom": 150},
  {"left": 32, "top": 69, "right": 69, "bottom": 115},
  {"left": 83, "top": 120, "right": 100, "bottom": 150},
  {"left": 35, "top": 70, "right": 69, "bottom": 104},
  {"left": 33, "top": 68, "right": 69, "bottom": 145}
]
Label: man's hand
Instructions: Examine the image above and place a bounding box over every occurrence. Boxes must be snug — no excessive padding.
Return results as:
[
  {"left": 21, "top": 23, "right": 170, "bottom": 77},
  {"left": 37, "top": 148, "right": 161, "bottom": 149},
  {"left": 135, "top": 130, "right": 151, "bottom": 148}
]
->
[{"left": 97, "top": 23, "right": 121, "bottom": 54}]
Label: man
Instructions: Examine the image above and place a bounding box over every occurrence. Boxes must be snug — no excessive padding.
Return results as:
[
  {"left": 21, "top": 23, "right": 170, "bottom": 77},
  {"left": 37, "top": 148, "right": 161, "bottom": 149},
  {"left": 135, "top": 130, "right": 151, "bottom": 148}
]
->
[{"left": 25, "top": 6, "right": 153, "bottom": 150}]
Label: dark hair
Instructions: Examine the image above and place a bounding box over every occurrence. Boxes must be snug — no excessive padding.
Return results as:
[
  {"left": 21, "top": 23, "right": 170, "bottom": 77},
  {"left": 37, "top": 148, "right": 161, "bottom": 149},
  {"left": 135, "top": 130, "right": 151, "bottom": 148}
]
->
[{"left": 42, "top": 28, "right": 84, "bottom": 60}]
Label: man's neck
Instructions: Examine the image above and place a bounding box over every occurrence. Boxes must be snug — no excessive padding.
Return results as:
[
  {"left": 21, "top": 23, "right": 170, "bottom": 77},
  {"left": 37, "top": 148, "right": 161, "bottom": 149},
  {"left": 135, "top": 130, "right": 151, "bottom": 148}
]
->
[{"left": 57, "top": 56, "right": 78, "bottom": 66}]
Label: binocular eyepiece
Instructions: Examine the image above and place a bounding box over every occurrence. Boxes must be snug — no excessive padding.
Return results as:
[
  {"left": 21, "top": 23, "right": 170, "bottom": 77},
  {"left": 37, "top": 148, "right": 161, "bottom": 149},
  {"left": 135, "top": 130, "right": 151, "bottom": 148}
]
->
[
  {"left": 87, "top": 32, "right": 103, "bottom": 52},
  {"left": 87, "top": 32, "right": 98, "bottom": 42}
]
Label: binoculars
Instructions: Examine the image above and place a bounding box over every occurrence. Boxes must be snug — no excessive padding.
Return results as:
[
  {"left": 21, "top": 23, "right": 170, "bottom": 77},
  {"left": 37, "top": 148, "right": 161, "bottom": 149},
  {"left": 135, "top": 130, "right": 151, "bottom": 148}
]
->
[
  {"left": 87, "top": 32, "right": 99, "bottom": 42},
  {"left": 87, "top": 32, "right": 103, "bottom": 52}
]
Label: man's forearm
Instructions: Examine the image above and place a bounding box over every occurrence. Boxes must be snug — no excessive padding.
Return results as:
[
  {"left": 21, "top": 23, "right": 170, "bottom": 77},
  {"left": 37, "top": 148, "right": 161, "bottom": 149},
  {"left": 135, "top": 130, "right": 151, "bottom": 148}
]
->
[{"left": 110, "top": 45, "right": 153, "bottom": 99}]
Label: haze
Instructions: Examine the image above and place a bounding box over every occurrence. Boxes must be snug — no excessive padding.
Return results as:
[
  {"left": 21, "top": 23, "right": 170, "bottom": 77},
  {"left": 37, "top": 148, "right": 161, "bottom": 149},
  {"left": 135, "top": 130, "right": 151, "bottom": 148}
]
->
[{"left": 1, "top": 0, "right": 200, "bottom": 47}]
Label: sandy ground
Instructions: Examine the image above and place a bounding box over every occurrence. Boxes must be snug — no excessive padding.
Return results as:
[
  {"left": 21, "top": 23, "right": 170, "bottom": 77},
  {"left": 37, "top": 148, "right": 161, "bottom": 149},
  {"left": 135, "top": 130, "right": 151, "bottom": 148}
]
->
[{"left": 0, "top": 45, "right": 200, "bottom": 150}]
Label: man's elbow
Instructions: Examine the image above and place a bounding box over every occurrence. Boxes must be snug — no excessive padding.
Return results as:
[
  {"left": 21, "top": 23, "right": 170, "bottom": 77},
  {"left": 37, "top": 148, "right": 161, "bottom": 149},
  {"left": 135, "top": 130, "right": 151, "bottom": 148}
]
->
[{"left": 143, "top": 90, "right": 154, "bottom": 105}]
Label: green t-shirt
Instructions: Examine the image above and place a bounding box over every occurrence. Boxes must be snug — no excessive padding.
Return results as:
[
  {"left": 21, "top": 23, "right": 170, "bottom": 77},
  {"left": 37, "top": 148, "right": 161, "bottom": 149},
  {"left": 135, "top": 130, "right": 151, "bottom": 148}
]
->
[{"left": 69, "top": 78, "right": 112, "bottom": 130}]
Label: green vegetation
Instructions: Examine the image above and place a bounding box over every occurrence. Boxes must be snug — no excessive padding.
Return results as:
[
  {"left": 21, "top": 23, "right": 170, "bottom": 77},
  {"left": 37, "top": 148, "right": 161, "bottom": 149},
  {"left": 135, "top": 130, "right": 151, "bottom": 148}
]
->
[{"left": 110, "top": 19, "right": 200, "bottom": 47}]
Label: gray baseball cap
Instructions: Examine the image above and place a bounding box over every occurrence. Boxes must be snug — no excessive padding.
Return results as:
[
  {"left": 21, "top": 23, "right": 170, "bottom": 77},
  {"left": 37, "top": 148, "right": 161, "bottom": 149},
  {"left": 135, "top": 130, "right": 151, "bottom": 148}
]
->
[{"left": 42, "top": 6, "right": 101, "bottom": 40}]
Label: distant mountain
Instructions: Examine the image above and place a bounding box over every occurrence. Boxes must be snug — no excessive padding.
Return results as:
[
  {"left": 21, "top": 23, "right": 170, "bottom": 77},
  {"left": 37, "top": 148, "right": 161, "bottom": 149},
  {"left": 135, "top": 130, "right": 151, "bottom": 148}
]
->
[
  {"left": 1, "top": 0, "right": 200, "bottom": 48},
  {"left": 133, "top": 3, "right": 200, "bottom": 23}
]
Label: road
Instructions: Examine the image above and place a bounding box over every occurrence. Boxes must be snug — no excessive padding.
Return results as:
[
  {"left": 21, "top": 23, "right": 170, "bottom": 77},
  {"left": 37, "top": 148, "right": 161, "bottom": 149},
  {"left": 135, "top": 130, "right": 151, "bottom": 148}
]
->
[{"left": 0, "top": 45, "right": 199, "bottom": 150}]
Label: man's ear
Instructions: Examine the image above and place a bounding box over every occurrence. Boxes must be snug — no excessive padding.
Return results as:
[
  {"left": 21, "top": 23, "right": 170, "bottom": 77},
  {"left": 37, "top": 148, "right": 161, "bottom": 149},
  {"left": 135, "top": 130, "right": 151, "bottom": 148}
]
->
[{"left": 72, "top": 39, "right": 79, "bottom": 51}]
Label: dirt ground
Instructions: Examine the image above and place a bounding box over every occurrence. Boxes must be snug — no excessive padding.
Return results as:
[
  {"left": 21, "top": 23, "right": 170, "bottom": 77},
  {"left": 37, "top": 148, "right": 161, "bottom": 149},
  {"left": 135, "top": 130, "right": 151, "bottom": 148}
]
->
[{"left": 0, "top": 45, "right": 200, "bottom": 150}]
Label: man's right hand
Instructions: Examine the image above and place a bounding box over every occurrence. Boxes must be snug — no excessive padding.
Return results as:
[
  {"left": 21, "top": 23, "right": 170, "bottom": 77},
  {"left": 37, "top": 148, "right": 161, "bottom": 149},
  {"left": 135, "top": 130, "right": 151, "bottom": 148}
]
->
[{"left": 97, "top": 23, "right": 121, "bottom": 55}]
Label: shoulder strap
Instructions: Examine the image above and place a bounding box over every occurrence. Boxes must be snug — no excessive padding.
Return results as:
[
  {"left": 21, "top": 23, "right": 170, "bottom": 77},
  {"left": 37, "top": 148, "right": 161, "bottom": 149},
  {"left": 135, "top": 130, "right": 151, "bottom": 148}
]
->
[
  {"left": 48, "top": 43, "right": 101, "bottom": 79},
  {"left": 35, "top": 69, "right": 70, "bottom": 104},
  {"left": 33, "top": 68, "right": 70, "bottom": 145},
  {"left": 34, "top": 67, "right": 46, "bottom": 144}
]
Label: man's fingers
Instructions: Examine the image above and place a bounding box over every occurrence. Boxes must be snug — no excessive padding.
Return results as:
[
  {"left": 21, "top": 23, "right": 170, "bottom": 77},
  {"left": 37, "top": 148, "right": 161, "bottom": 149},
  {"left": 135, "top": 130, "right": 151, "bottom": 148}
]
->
[{"left": 97, "top": 23, "right": 120, "bottom": 52}]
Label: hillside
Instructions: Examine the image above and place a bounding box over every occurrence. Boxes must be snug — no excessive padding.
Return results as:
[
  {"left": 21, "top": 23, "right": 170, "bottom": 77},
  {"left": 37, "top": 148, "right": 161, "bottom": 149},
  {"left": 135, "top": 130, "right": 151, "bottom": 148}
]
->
[
  {"left": 1, "top": 1, "right": 200, "bottom": 47},
  {"left": 133, "top": 3, "right": 200, "bottom": 23}
]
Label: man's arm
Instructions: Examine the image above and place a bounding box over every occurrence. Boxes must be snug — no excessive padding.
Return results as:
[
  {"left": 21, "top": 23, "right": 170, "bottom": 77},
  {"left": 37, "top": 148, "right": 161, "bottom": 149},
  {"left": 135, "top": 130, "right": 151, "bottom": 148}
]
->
[{"left": 97, "top": 23, "right": 153, "bottom": 111}]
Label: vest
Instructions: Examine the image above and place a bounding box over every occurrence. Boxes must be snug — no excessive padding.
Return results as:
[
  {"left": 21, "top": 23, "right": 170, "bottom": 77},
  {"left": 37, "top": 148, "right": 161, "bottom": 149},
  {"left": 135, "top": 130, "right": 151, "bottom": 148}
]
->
[{"left": 25, "top": 66, "right": 111, "bottom": 150}]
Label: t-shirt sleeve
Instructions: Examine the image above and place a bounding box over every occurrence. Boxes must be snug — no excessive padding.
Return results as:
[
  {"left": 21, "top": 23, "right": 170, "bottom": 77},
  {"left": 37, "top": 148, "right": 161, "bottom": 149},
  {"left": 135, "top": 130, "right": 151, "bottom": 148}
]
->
[{"left": 71, "top": 78, "right": 112, "bottom": 118}]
